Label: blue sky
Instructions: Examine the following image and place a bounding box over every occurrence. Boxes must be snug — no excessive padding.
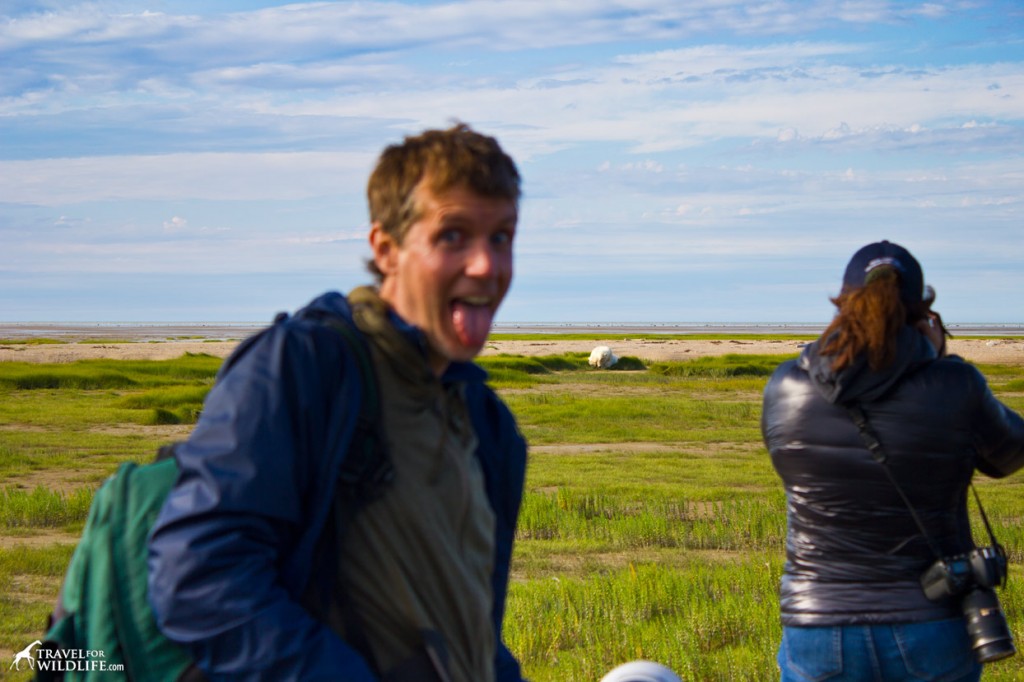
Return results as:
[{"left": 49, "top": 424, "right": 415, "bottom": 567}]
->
[{"left": 2, "top": 1, "right": 1023, "bottom": 324}]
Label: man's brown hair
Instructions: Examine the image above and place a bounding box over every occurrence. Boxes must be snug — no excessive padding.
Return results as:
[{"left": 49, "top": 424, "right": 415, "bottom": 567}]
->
[{"left": 366, "top": 123, "right": 520, "bottom": 278}]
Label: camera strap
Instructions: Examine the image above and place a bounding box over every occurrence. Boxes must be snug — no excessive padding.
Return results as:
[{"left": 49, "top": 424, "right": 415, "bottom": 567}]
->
[
  {"left": 970, "top": 484, "right": 1003, "bottom": 555},
  {"left": 845, "top": 403, "right": 1003, "bottom": 559}
]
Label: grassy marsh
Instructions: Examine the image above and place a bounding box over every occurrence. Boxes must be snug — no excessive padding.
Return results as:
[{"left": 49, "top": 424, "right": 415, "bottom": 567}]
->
[{"left": 3, "top": 349, "right": 1024, "bottom": 680}]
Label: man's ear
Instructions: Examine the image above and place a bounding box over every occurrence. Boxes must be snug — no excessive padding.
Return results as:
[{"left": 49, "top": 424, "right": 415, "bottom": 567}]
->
[{"left": 369, "top": 222, "right": 397, "bottom": 277}]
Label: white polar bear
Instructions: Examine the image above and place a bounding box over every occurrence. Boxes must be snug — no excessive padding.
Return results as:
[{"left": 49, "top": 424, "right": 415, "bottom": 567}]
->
[{"left": 588, "top": 345, "right": 618, "bottom": 369}]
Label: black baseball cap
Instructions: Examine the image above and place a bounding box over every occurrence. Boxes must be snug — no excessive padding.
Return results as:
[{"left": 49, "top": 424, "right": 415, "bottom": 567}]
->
[{"left": 842, "top": 240, "right": 930, "bottom": 305}]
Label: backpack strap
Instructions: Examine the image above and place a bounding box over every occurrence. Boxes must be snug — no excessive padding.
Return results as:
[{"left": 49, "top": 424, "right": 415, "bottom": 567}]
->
[
  {"left": 299, "top": 310, "right": 392, "bottom": 673},
  {"left": 319, "top": 315, "right": 394, "bottom": 507},
  {"left": 265, "top": 306, "right": 393, "bottom": 505}
]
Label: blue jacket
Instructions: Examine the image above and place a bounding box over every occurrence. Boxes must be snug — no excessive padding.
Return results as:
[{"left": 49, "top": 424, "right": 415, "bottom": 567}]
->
[{"left": 148, "top": 292, "right": 527, "bottom": 681}]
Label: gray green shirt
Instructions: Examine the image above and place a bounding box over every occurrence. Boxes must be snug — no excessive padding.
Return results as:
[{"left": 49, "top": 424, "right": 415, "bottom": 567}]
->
[{"left": 328, "top": 286, "right": 497, "bottom": 681}]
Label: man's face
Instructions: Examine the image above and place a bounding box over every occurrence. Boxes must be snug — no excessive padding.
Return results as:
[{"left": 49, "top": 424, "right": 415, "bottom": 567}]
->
[{"left": 371, "top": 182, "right": 517, "bottom": 375}]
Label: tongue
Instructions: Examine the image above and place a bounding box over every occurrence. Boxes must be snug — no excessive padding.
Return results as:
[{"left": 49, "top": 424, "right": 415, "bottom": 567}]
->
[{"left": 452, "top": 302, "right": 493, "bottom": 348}]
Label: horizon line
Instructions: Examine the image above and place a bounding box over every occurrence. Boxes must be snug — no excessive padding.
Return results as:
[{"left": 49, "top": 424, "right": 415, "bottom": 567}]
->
[{"left": 2, "top": 321, "right": 1023, "bottom": 343}]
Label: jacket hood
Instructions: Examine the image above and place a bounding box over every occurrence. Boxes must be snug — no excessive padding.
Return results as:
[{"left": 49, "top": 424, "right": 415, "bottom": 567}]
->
[
  {"left": 299, "top": 290, "right": 353, "bottom": 319},
  {"left": 799, "top": 325, "right": 936, "bottom": 405},
  {"left": 299, "top": 289, "right": 488, "bottom": 385}
]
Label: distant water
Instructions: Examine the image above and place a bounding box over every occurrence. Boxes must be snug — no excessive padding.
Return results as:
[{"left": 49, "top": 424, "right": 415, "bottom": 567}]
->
[
  {"left": 1, "top": 321, "right": 1021, "bottom": 341},
  {"left": 493, "top": 322, "right": 828, "bottom": 335},
  {"left": 0, "top": 322, "right": 267, "bottom": 342},
  {"left": 493, "top": 322, "right": 1024, "bottom": 336}
]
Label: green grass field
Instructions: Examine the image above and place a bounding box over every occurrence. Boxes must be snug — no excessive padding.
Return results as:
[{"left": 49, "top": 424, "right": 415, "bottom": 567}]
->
[{"left": 3, "top": 349, "right": 1024, "bottom": 680}]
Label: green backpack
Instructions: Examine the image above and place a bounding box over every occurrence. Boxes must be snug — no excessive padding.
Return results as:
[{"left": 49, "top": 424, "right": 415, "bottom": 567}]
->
[
  {"left": 38, "top": 455, "right": 194, "bottom": 681},
  {"left": 38, "top": 314, "right": 388, "bottom": 681}
]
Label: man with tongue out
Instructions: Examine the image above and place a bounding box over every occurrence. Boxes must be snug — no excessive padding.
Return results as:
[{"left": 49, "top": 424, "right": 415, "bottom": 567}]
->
[{"left": 149, "top": 124, "right": 528, "bottom": 682}]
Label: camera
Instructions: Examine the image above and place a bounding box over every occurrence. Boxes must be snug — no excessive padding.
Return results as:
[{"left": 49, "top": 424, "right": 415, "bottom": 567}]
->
[
  {"left": 920, "top": 546, "right": 1007, "bottom": 599},
  {"left": 920, "top": 546, "right": 1016, "bottom": 663}
]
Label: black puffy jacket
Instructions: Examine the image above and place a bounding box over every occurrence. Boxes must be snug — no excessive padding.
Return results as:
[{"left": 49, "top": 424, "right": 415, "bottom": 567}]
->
[{"left": 762, "top": 326, "right": 1024, "bottom": 626}]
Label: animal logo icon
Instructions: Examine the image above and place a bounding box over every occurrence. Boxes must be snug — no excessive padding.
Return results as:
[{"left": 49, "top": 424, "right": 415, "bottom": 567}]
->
[{"left": 10, "top": 639, "right": 42, "bottom": 671}]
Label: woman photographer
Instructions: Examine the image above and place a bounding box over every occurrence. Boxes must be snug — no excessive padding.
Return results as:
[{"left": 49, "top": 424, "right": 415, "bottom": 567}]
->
[{"left": 762, "top": 241, "right": 1024, "bottom": 681}]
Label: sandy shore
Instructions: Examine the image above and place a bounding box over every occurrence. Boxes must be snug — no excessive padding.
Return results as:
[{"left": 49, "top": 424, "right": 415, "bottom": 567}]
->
[{"left": 1, "top": 335, "right": 1021, "bottom": 365}]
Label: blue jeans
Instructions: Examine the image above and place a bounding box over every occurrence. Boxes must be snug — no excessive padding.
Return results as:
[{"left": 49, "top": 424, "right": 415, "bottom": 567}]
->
[{"left": 778, "top": 620, "right": 982, "bottom": 681}]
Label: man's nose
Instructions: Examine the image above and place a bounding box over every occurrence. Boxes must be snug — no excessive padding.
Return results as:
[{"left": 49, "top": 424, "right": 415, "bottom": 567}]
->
[{"left": 465, "top": 241, "right": 499, "bottom": 277}]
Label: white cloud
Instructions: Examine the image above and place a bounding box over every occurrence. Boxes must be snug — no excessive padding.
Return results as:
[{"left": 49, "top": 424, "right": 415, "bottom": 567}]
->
[
  {"left": 193, "top": 59, "right": 408, "bottom": 90},
  {"left": 619, "top": 160, "right": 664, "bottom": 172},
  {"left": 0, "top": 151, "right": 375, "bottom": 205},
  {"left": 163, "top": 216, "right": 188, "bottom": 231},
  {"left": 284, "top": 231, "right": 366, "bottom": 245},
  {"left": 4, "top": 6, "right": 1020, "bottom": 160},
  {"left": 0, "top": 2, "right": 976, "bottom": 72}
]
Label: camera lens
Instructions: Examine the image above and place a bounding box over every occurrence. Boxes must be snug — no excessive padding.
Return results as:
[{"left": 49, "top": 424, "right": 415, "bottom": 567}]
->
[{"left": 962, "top": 588, "right": 1016, "bottom": 663}]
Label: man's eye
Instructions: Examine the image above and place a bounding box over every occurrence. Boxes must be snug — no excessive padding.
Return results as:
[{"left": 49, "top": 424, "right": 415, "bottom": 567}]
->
[
  {"left": 439, "top": 229, "right": 462, "bottom": 245},
  {"left": 492, "top": 231, "right": 513, "bottom": 246}
]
